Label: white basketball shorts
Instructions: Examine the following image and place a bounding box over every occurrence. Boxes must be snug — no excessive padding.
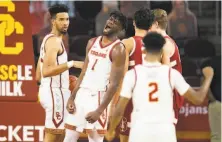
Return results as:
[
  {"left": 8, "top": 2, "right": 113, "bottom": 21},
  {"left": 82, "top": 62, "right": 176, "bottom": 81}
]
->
[
  {"left": 39, "top": 86, "right": 70, "bottom": 133},
  {"left": 65, "top": 88, "right": 110, "bottom": 135},
  {"left": 129, "top": 123, "right": 177, "bottom": 142}
]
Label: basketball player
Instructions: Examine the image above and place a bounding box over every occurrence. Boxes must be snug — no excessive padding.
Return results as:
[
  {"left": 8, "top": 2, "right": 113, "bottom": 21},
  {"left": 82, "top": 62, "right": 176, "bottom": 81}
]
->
[
  {"left": 149, "top": 9, "right": 183, "bottom": 124},
  {"left": 106, "top": 32, "right": 214, "bottom": 142},
  {"left": 114, "top": 8, "right": 155, "bottom": 142},
  {"left": 64, "top": 11, "right": 127, "bottom": 142},
  {"left": 36, "top": 4, "right": 82, "bottom": 142}
]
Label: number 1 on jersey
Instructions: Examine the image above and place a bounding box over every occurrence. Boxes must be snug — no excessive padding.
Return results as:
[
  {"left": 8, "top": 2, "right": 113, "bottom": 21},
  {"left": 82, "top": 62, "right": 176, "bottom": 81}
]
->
[
  {"left": 91, "top": 59, "right": 98, "bottom": 70},
  {"left": 148, "top": 82, "right": 158, "bottom": 102}
]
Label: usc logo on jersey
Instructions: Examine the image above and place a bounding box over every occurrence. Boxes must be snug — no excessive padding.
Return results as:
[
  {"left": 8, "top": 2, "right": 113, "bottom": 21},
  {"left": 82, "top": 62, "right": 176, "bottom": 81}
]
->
[{"left": 0, "top": 0, "right": 24, "bottom": 55}]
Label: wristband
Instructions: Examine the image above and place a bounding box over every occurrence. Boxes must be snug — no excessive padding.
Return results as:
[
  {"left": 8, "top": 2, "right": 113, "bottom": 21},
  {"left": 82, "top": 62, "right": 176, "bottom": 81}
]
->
[{"left": 67, "top": 61, "right": 74, "bottom": 68}]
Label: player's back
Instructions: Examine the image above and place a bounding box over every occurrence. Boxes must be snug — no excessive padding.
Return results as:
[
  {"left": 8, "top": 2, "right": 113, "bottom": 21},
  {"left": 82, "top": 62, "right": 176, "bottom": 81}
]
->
[
  {"left": 128, "top": 36, "right": 144, "bottom": 69},
  {"left": 131, "top": 63, "right": 175, "bottom": 124},
  {"left": 164, "top": 35, "right": 182, "bottom": 73},
  {"left": 39, "top": 34, "right": 69, "bottom": 89}
]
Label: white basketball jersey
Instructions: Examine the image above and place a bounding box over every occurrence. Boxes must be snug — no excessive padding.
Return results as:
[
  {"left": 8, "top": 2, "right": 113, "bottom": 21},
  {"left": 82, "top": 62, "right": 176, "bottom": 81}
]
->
[
  {"left": 39, "top": 34, "right": 69, "bottom": 89},
  {"left": 80, "top": 36, "right": 120, "bottom": 91},
  {"left": 131, "top": 64, "right": 175, "bottom": 124}
]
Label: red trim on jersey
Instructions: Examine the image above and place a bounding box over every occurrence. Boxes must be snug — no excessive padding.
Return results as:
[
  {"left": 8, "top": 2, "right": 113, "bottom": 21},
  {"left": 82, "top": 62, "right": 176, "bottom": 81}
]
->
[
  {"left": 58, "top": 43, "right": 64, "bottom": 56},
  {"left": 43, "top": 34, "right": 55, "bottom": 53},
  {"left": 89, "top": 37, "right": 98, "bottom": 51},
  {"left": 109, "top": 42, "right": 121, "bottom": 62},
  {"left": 133, "top": 68, "right": 137, "bottom": 89},
  {"left": 99, "top": 36, "right": 118, "bottom": 49},
  {"left": 98, "top": 91, "right": 107, "bottom": 128},
  {"left": 50, "top": 58, "right": 64, "bottom": 128},
  {"left": 59, "top": 88, "right": 65, "bottom": 127}
]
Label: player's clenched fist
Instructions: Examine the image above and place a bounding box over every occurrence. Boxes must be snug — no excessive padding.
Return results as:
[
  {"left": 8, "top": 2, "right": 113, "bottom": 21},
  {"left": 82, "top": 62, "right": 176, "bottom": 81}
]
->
[
  {"left": 66, "top": 97, "right": 76, "bottom": 114},
  {"left": 202, "top": 66, "right": 214, "bottom": 78}
]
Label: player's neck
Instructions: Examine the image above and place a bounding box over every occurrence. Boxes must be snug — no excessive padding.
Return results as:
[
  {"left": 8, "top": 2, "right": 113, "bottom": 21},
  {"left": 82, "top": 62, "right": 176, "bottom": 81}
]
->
[
  {"left": 135, "top": 29, "right": 147, "bottom": 37},
  {"left": 102, "top": 35, "right": 118, "bottom": 43},
  {"left": 50, "top": 29, "right": 63, "bottom": 38},
  {"left": 155, "top": 29, "right": 167, "bottom": 37},
  {"left": 144, "top": 54, "right": 161, "bottom": 63}
]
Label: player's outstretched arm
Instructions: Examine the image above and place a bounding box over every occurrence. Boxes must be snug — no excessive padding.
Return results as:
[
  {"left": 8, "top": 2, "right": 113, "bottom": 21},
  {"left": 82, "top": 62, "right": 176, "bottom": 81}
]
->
[
  {"left": 96, "top": 43, "right": 126, "bottom": 114},
  {"left": 106, "top": 97, "right": 129, "bottom": 141},
  {"left": 42, "top": 37, "right": 78, "bottom": 77},
  {"left": 106, "top": 70, "right": 134, "bottom": 141},
  {"left": 174, "top": 67, "right": 214, "bottom": 105},
  {"left": 66, "top": 38, "right": 96, "bottom": 114}
]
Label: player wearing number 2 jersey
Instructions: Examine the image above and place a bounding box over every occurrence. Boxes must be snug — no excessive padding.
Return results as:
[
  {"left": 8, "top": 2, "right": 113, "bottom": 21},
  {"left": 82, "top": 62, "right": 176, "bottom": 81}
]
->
[
  {"left": 64, "top": 11, "right": 127, "bottom": 142},
  {"left": 115, "top": 8, "right": 155, "bottom": 142},
  {"left": 106, "top": 32, "right": 214, "bottom": 142}
]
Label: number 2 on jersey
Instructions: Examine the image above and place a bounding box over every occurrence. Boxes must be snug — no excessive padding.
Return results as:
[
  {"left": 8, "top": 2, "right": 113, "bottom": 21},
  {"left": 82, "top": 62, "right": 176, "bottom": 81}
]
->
[
  {"left": 91, "top": 59, "right": 98, "bottom": 70},
  {"left": 148, "top": 83, "right": 158, "bottom": 102}
]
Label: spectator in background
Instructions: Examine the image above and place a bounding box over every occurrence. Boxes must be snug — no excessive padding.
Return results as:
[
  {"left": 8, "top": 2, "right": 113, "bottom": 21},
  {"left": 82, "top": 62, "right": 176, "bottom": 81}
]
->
[
  {"left": 119, "top": 1, "right": 151, "bottom": 18},
  {"left": 30, "top": 1, "right": 47, "bottom": 35},
  {"left": 201, "top": 56, "right": 221, "bottom": 142},
  {"left": 167, "top": 0, "right": 198, "bottom": 39}
]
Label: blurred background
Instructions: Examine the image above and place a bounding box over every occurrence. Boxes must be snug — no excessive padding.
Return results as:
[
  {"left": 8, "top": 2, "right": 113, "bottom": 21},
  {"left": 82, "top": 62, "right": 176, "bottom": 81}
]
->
[{"left": 30, "top": 1, "right": 221, "bottom": 142}]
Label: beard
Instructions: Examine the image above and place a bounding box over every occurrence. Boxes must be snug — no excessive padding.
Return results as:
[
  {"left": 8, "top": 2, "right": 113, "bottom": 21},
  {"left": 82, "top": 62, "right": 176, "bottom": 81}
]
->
[{"left": 59, "top": 29, "right": 67, "bottom": 35}]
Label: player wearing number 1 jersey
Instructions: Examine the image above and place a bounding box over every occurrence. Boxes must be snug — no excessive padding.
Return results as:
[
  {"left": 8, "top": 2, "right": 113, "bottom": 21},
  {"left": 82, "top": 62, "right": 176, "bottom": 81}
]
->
[
  {"left": 64, "top": 11, "right": 127, "bottom": 142},
  {"left": 106, "top": 32, "right": 214, "bottom": 142},
  {"left": 115, "top": 8, "right": 155, "bottom": 142}
]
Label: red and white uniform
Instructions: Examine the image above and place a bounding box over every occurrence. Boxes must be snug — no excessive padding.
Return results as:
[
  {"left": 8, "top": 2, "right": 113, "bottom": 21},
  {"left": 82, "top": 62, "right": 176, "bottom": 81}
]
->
[
  {"left": 121, "top": 63, "right": 190, "bottom": 142},
  {"left": 128, "top": 36, "right": 144, "bottom": 69},
  {"left": 118, "top": 36, "right": 143, "bottom": 135},
  {"left": 164, "top": 35, "right": 183, "bottom": 124},
  {"left": 39, "top": 34, "right": 71, "bottom": 130},
  {"left": 65, "top": 36, "right": 121, "bottom": 134}
]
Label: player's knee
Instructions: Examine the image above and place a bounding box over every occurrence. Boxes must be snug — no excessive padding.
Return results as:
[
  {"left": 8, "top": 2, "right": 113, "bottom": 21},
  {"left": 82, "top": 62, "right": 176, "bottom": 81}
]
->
[
  {"left": 64, "top": 129, "right": 80, "bottom": 142},
  {"left": 88, "top": 131, "right": 104, "bottom": 142}
]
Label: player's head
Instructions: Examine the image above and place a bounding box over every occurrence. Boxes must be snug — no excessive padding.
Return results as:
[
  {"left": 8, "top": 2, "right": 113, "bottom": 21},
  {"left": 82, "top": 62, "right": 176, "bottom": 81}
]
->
[
  {"left": 103, "top": 11, "right": 127, "bottom": 37},
  {"left": 149, "top": 9, "right": 168, "bottom": 32},
  {"left": 49, "top": 4, "right": 69, "bottom": 34},
  {"left": 133, "top": 7, "right": 154, "bottom": 30},
  {"left": 143, "top": 32, "right": 166, "bottom": 58}
]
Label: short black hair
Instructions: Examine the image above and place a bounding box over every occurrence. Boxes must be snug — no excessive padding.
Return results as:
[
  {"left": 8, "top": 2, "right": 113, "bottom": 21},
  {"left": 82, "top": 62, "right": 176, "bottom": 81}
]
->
[
  {"left": 48, "top": 4, "right": 69, "bottom": 18},
  {"left": 134, "top": 7, "right": 154, "bottom": 30},
  {"left": 110, "top": 11, "right": 127, "bottom": 32},
  {"left": 143, "top": 32, "right": 166, "bottom": 53}
]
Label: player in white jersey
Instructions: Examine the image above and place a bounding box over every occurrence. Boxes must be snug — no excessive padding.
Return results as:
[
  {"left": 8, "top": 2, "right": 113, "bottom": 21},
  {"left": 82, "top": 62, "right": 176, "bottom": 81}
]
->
[
  {"left": 64, "top": 11, "right": 127, "bottom": 142},
  {"left": 106, "top": 32, "right": 214, "bottom": 142},
  {"left": 35, "top": 4, "right": 83, "bottom": 142}
]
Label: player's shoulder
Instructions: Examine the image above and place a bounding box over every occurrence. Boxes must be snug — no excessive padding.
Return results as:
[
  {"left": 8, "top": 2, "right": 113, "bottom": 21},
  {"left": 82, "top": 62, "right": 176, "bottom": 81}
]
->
[
  {"left": 45, "top": 36, "right": 61, "bottom": 44},
  {"left": 121, "top": 37, "right": 134, "bottom": 51},
  {"left": 88, "top": 36, "right": 99, "bottom": 44}
]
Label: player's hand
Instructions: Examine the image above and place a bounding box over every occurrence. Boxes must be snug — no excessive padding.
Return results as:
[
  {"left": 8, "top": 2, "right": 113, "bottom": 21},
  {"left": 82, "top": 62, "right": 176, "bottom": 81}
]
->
[
  {"left": 85, "top": 110, "right": 101, "bottom": 123},
  {"left": 73, "top": 61, "right": 84, "bottom": 69},
  {"left": 105, "top": 130, "right": 116, "bottom": 142},
  {"left": 66, "top": 97, "right": 76, "bottom": 114},
  {"left": 202, "top": 66, "right": 214, "bottom": 79}
]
